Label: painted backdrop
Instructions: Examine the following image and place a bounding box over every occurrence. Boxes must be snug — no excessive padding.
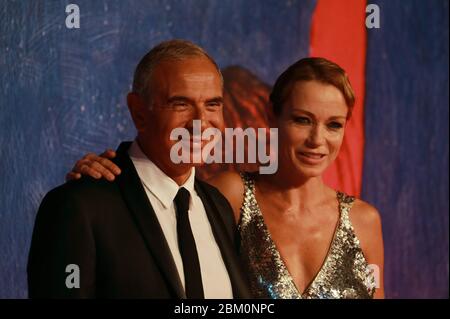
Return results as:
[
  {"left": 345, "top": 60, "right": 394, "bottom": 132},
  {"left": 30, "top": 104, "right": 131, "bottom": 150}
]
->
[{"left": 0, "top": 0, "right": 448, "bottom": 298}]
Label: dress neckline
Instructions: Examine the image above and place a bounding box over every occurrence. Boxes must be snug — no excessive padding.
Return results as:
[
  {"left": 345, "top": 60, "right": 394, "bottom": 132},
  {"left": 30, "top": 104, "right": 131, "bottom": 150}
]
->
[{"left": 250, "top": 179, "right": 345, "bottom": 298}]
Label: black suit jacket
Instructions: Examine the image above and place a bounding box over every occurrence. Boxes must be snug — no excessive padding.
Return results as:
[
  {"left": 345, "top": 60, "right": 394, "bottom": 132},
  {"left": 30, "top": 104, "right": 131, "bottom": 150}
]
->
[{"left": 27, "top": 142, "right": 251, "bottom": 298}]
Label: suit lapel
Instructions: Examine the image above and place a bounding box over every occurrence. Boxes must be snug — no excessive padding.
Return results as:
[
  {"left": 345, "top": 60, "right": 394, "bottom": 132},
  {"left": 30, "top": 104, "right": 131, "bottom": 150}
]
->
[
  {"left": 195, "top": 180, "right": 251, "bottom": 298},
  {"left": 115, "top": 142, "right": 186, "bottom": 299}
]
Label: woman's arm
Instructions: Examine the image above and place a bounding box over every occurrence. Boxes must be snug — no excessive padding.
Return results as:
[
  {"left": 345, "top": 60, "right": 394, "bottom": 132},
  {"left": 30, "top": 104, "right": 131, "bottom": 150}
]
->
[
  {"left": 350, "top": 200, "right": 385, "bottom": 299},
  {"left": 66, "top": 149, "right": 121, "bottom": 182},
  {"left": 66, "top": 151, "right": 246, "bottom": 225},
  {"left": 206, "top": 171, "right": 245, "bottom": 224}
]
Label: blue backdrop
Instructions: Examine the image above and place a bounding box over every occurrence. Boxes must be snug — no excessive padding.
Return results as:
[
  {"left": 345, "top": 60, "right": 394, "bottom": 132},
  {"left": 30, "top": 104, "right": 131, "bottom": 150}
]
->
[
  {"left": 0, "top": 0, "right": 448, "bottom": 298},
  {"left": 363, "top": 0, "right": 449, "bottom": 298}
]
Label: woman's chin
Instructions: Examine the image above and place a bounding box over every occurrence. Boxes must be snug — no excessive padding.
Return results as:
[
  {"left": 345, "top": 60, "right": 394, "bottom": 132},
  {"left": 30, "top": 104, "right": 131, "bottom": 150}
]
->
[{"left": 292, "top": 162, "right": 327, "bottom": 179}]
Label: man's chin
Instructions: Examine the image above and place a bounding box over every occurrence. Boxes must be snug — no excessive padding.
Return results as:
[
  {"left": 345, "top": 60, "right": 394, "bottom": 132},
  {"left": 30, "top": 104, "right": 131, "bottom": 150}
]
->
[
  {"left": 190, "top": 159, "right": 206, "bottom": 167},
  {"left": 171, "top": 160, "right": 204, "bottom": 170}
]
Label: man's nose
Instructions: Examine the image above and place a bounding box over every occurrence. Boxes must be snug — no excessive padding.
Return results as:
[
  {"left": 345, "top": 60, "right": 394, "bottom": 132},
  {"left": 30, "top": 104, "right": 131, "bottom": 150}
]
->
[
  {"left": 186, "top": 106, "right": 209, "bottom": 133},
  {"left": 192, "top": 106, "right": 210, "bottom": 129},
  {"left": 193, "top": 105, "right": 207, "bottom": 121}
]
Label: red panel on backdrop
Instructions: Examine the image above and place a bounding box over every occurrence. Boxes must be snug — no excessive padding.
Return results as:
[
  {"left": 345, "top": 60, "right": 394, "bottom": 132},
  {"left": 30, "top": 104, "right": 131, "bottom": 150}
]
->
[{"left": 310, "top": 0, "right": 367, "bottom": 196}]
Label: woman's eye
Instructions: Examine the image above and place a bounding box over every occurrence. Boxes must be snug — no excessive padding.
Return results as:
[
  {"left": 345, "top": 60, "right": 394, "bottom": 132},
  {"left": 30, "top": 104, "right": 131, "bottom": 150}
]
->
[
  {"left": 294, "top": 117, "right": 311, "bottom": 124},
  {"left": 328, "top": 121, "right": 343, "bottom": 129}
]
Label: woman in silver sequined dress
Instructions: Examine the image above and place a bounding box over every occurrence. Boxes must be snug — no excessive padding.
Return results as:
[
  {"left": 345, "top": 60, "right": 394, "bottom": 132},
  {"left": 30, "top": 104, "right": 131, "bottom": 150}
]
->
[
  {"left": 208, "top": 58, "right": 385, "bottom": 299},
  {"left": 68, "top": 57, "right": 384, "bottom": 299}
]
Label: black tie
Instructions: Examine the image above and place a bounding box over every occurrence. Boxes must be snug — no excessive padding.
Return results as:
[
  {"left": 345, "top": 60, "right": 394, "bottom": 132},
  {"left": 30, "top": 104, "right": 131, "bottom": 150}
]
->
[{"left": 174, "top": 187, "right": 204, "bottom": 299}]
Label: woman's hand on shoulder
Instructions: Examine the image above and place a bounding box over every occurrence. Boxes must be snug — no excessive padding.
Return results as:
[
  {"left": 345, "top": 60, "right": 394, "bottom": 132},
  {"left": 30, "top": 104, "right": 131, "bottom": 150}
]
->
[
  {"left": 206, "top": 170, "right": 245, "bottom": 223},
  {"left": 66, "top": 149, "right": 121, "bottom": 182},
  {"left": 351, "top": 199, "right": 385, "bottom": 299}
]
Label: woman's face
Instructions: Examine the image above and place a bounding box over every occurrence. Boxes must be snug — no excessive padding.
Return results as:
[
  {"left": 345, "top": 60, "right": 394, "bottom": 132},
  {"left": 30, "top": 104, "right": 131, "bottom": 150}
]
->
[{"left": 275, "top": 80, "right": 348, "bottom": 179}]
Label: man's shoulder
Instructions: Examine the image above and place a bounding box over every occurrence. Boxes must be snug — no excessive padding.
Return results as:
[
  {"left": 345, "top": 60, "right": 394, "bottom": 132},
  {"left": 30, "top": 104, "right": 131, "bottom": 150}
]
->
[
  {"left": 41, "top": 176, "right": 121, "bottom": 213},
  {"left": 51, "top": 176, "right": 118, "bottom": 198}
]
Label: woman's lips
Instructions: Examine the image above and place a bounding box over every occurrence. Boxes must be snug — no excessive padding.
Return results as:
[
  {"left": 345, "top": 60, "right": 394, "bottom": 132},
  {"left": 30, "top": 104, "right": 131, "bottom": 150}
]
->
[{"left": 298, "top": 151, "right": 327, "bottom": 165}]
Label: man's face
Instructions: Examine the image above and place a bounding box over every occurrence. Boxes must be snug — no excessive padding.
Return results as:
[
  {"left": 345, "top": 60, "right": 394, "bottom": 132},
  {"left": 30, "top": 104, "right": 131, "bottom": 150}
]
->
[{"left": 130, "top": 57, "right": 225, "bottom": 176}]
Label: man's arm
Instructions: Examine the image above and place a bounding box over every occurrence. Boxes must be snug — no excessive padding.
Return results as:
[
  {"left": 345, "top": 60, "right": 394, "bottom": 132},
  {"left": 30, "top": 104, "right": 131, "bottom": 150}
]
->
[{"left": 27, "top": 186, "right": 96, "bottom": 298}]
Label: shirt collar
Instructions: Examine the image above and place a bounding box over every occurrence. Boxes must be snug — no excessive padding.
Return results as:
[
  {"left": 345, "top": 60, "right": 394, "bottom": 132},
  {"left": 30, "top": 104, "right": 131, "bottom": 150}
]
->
[{"left": 128, "top": 140, "right": 196, "bottom": 209}]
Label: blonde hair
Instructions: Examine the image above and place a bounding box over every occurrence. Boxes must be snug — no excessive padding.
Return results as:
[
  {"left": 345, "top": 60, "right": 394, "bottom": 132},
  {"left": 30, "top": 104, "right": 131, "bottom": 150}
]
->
[{"left": 270, "top": 57, "right": 355, "bottom": 118}]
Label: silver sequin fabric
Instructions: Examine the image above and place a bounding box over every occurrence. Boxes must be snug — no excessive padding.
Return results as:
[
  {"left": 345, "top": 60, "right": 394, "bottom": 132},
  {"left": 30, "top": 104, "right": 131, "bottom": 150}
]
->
[{"left": 238, "top": 173, "right": 376, "bottom": 299}]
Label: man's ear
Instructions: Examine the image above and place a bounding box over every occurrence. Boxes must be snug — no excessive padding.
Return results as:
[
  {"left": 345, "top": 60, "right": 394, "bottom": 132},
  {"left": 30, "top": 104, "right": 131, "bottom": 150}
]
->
[{"left": 127, "top": 92, "right": 147, "bottom": 134}]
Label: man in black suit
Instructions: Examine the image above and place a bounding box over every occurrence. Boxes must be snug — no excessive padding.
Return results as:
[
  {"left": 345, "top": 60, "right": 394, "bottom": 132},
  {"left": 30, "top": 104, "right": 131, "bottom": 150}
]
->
[{"left": 27, "top": 40, "right": 250, "bottom": 298}]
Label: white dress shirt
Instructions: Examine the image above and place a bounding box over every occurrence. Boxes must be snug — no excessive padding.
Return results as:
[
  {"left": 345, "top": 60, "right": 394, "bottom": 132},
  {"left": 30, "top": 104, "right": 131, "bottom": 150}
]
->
[{"left": 128, "top": 141, "right": 233, "bottom": 298}]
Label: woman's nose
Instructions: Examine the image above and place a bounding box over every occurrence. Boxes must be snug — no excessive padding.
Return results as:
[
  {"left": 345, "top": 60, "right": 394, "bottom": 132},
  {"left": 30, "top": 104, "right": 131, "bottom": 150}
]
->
[{"left": 306, "top": 125, "right": 326, "bottom": 147}]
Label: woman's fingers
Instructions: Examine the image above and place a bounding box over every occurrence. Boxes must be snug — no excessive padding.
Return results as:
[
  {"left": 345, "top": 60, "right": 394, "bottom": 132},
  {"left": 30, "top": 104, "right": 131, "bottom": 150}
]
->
[
  {"left": 72, "top": 156, "right": 120, "bottom": 180},
  {"left": 97, "top": 156, "right": 121, "bottom": 175},
  {"left": 65, "top": 172, "right": 81, "bottom": 181},
  {"left": 100, "top": 149, "right": 117, "bottom": 159},
  {"left": 78, "top": 162, "right": 102, "bottom": 179},
  {"left": 89, "top": 160, "right": 117, "bottom": 181},
  {"left": 68, "top": 151, "right": 121, "bottom": 182},
  {"left": 72, "top": 158, "right": 92, "bottom": 174},
  {"left": 84, "top": 153, "right": 99, "bottom": 160}
]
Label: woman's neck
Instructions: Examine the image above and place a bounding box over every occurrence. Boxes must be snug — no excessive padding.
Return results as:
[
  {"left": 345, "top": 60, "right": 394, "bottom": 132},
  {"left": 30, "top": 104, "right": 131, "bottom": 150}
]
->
[{"left": 256, "top": 170, "right": 329, "bottom": 213}]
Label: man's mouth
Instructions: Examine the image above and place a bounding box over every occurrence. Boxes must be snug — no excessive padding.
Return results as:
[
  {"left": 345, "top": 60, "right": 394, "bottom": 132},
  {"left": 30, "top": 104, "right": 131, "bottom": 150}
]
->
[{"left": 178, "top": 136, "right": 211, "bottom": 148}]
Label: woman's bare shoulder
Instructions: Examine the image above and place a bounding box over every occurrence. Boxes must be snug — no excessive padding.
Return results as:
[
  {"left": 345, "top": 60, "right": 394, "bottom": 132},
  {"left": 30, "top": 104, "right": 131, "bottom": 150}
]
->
[
  {"left": 350, "top": 199, "right": 382, "bottom": 230},
  {"left": 206, "top": 170, "right": 246, "bottom": 222},
  {"left": 349, "top": 198, "right": 384, "bottom": 262},
  {"left": 350, "top": 198, "right": 385, "bottom": 298}
]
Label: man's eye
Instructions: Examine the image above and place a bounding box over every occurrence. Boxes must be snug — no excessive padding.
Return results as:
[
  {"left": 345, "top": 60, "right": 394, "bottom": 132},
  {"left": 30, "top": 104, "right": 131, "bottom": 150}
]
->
[
  {"left": 206, "top": 102, "right": 222, "bottom": 108},
  {"left": 328, "top": 122, "right": 343, "bottom": 129},
  {"left": 170, "top": 102, "right": 189, "bottom": 109}
]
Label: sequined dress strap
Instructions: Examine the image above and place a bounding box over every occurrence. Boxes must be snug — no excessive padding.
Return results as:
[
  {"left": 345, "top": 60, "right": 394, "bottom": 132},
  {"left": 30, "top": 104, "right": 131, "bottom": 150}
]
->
[
  {"left": 301, "top": 191, "right": 376, "bottom": 298},
  {"left": 238, "top": 173, "right": 301, "bottom": 298}
]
